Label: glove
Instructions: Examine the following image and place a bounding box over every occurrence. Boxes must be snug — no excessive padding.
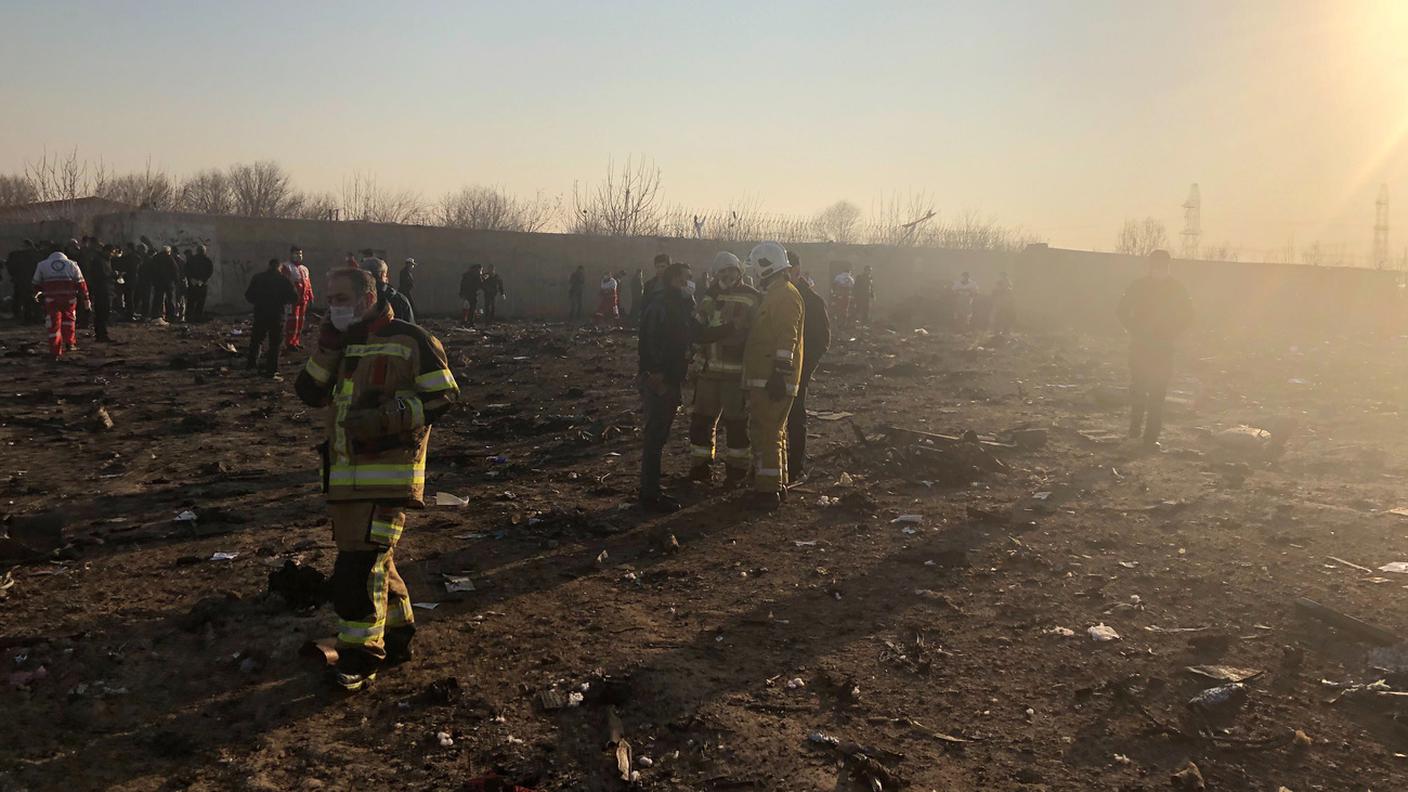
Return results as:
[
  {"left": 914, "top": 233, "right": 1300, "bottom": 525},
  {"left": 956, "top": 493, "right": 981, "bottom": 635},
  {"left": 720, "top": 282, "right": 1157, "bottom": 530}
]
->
[
  {"left": 766, "top": 371, "right": 786, "bottom": 401},
  {"left": 343, "top": 407, "right": 390, "bottom": 441}
]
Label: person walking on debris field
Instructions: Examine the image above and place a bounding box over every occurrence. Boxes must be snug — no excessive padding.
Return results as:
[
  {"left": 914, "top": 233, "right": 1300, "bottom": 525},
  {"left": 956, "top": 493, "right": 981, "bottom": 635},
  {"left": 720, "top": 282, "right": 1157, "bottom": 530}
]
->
[
  {"left": 398, "top": 258, "right": 417, "bottom": 309},
  {"left": 568, "top": 265, "right": 585, "bottom": 321},
  {"left": 743, "top": 241, "right": 805, "bottom": 510},
  {"left": 184, "top": 245, "right": 215, "bottom": 322},
  {"left": 281, "top": 245, "right": 314, "bottom": 350},
  {"left": 1117, "top": 249, "right": 1193, "bottom": 452},
  {"left": 362, "top": 257, "right": 416, "bottom": 324},
  {"left": 854, "top": 265, "right": 875, "bottom": 325},
  {"left": 786, "top": 251, "right": 831, "bottom": 482},
  {"left": 31, "top": 246, "right": 91, "bottom": 361},
  {"left": 637, "top": 261, "right": 735, "bottom": 512},
  {"left": 295, "top": 267, "right": 460, "bottom": 691},
  {"left": 460, "top": 263, "right": 483, "bottom": 326},
  {"left": 595, "top": 270, "right": 621, "bottom": 327},
  {"left": 481, "top": 264, "right": 506, "bottom": 322},
  {"left": 687, "top": 252, "right": 760, "bottom": 487},
  {"left": 6, "top": 240, "right": 42, "bottom": 323},
  {"left": 85, "top": 243, "right": 117, "bottom": 343},
  {"left": 954, "top": 271, "right": 979, "bottom": 330},
  {"left": 830, "top": 265, "right": 855, "bottom": 327},
  {"left": 245, "top": 258, "right": 301, "bottom": 378},
  {"left": 991, "top": 271, "right": 1016, "bottom": 336}
]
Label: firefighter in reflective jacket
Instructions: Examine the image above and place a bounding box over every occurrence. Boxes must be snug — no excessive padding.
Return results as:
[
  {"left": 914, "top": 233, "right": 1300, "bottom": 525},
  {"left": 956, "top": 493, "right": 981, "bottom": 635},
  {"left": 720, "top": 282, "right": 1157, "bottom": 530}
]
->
[
  {"left": 295, "top": 265, "right": 459, "bottom": 691},
  {"left": 688, "top": 252, "right": 760, "bottom": 485},
  {"left": 741, "top": 241, "right": 805, "bottom": 510}
]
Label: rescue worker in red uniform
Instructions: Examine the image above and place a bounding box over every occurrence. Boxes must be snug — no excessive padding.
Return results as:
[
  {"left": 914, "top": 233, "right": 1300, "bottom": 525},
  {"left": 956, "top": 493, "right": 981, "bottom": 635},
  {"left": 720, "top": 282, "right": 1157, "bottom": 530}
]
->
[
  {"left": 688, "top": 252, "right": 760, "bottom": 486},
  {"left": 31, "top": 249, "right": 91, "bottom": 360},
  {"left": 1117, "top": 250, "right": 1193, "bottom": 452},
  {"left": 281, "top": 245, "right": 314, "bottom": 351},
  {"left": 295, "top": 266, "right": 460, "bottom": 691},
  {"left": 742, "top": 241, "right": 805, "bottom": 510}
]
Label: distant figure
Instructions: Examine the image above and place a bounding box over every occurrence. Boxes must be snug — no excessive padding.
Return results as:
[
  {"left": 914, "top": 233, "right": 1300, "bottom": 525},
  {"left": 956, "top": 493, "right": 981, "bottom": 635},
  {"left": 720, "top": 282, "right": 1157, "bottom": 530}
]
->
[
  {"left": 831, "top": 266, "right": 855, "bottom": 326},
  {"left": 953, "top": 271, "right": 979, "bottom": 329},
  {"left": 640, "top": 253, "right": 670, "bottom": 313},
  {"left": 990, "top": 272, "right": 1015, "bottom": 335},
  {"left": 361, "top": 257, "right": 415, "bottom": 324},
  {"left": 280, "top": 245, "right": 313, "bottom": 350},
  {"left": 460, "top": 263, "right": 482, "bottom": 326},
  {"left": 5, "top": 240, "right": 41, "bottom": 322},
  {"left": 32, "top": 248, "right": 90, "bottom": 360},
  {"left": 185, "top": 244, "right": 215, "bottom": 322},
  {"left": 481, "top": 264, "right": 505, "bottom": 321},
  {"left": 595, "top": 271, "right": 620, "bottom": 327},
  {"left": 87, "top": 243, "right": 116, "bottom": 343},
  {"left": 854, "top": 265, "right": 875, "bottom": 325},
  {"left": 568, "top": 265, "right": 585, "bottom": 321},
  {"left": 245, "top": 258, "right": 300, "bottom": 377},
  {"left": 399, "top": 258, "right": 417, "bottom": 308},
  {"left": 628, "top": 267, "right": 645, "bottom": 324},
  {"left": 147, "top": 245, "right": 181, "bottom": 322},
  {"left": 1117, "top": 250, "right": 1193, "bottom": 452}
]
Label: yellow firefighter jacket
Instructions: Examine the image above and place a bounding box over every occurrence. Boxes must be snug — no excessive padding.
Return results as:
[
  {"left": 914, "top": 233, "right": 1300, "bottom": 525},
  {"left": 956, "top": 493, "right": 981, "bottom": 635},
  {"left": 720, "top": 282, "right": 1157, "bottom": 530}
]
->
[
  {"left": 742, "top": 276, "right": 805, "bottom": 396},
  {"left": 295, "top": 303, "right": 459, "bottom": 505},
  {"left": 696, "top": 282, "right": 760, "bottom": 379}
]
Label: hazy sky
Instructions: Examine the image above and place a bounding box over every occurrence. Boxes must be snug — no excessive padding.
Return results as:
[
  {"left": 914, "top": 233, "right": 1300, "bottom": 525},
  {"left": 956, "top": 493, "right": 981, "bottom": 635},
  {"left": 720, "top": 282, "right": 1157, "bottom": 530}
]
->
[{"left": 5, "top": 0, "right": 1408, "bottom": 258}]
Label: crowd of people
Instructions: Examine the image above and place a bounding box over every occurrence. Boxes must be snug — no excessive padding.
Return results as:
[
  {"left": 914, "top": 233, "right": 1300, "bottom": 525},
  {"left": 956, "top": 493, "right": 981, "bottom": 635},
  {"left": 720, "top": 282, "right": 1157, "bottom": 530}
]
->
[{"left": 0, "top": 231, "right": 1192, "bottom": 690}]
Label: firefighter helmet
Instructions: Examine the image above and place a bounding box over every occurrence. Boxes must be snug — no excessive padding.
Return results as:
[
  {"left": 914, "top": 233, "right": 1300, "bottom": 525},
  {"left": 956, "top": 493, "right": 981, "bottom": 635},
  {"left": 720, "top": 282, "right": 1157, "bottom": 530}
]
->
[
  {"left": 747, "top": 241, "right": 789, "bottom": 280},
  {"left": 712, "top": 251, "right": 742, "bottom": 273}
]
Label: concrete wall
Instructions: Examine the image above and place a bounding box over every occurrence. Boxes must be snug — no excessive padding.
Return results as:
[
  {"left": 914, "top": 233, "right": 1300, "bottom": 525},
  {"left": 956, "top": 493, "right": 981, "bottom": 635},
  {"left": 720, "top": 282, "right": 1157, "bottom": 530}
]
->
[{"left": 4, "top": 210, "right": 1405, "bottom": 341}]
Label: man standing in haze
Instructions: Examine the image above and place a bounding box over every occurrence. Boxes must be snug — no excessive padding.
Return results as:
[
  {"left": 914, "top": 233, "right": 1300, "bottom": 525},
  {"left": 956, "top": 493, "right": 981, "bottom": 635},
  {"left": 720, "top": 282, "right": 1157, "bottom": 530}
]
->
[
  {"left": 743, "top": 242, "right": 805, "bottom": 510},
  {"left": 399, "top": 258, "right": 417, "bottom": 309},
  {"left": 245, "top": 258, "right": 300, "bottom": 378},
  {"left": 32, "top": 246, "right": 91, "bottom": 360},
  {"left": 295, "top": 268, "right": 459, "bottom": 691},
  {"left": 568, "top": 265, "right": 585, "bottom": 321},
  {"left": 147, "top": 245, "right": 181, "bottom": 322},
  {"left": 281, "top": 245, "right": 314, "bottom": 350},
  {"left": 481, "top": 264, "right": 505, "bottom": 322},
  {"left": 86, "top": 244, "right": 117, "bottom": 343},
  {"left": 830, "top": 265, "right": 855, "bottom": 327},
  {"left": 1117, "top": 250, "right": 1193, "bottom": 452},
  {"left": 991, "top": 272, "right": 1016, "bottom": 336},
  {"left": 460, "top": 263, "right": 482, "bottom": 326},
  {"left": 687, "top": 252, "right": 759, "bottom": 487},
  {"left": 185, "top": 244, "right": 215, "bottom": 322},
  {"left": 854, "top": 265, "right": 875, "bottom": 325},
  {"left": 640, "top": 253, "right": 671, "bottom": 312},
  {"left": 6, "top": 241, "right": 41, "bottom": 322},
  {"left": 786, "top": 251, "right": 831, "bottom": 482},
  {"left": 954, "top": 271, "right": 979, "bottom": 330},
  {"left": 362, "top": 257, "right": 416, "bottom": 324}
]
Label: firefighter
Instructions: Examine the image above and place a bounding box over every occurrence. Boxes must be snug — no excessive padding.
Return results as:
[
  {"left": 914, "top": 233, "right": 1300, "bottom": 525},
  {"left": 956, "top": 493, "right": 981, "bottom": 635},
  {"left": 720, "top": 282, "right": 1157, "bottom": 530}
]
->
[
  {"left": 281, "top": 245, "right": 313, "bottom": 350},
  {"left": 742, "top": 241, "right": 804, "bottom": 510},
  {"left": 295, "top": 267, "right": 460, "bottom": 691},
  {"left": 1117, "top": 250, "right": 1193, "bottom": 452},
  {"left": 31, "top": 248, "right": 91, "bottom": 360},
  {"left": 687, "top": 252, "right": 760, "bottom": 486}
]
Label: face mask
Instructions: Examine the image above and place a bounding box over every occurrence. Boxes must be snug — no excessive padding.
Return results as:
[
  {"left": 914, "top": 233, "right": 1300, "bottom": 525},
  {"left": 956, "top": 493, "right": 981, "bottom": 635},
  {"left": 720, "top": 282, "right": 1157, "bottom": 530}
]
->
[
  {"left": 719, "top": 273, "right": 740, "bottom": 289},
  {"left": 329, "top": 305, "right": 359, "bottom": 331}
]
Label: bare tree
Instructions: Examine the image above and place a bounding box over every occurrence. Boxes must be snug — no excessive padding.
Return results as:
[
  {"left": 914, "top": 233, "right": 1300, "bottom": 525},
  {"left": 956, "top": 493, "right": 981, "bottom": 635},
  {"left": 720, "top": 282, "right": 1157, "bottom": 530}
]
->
[
  {"left": 336, "top": 172, "right": 425, "bottom": 224},
  {"left": 179, "top": 168, "right": 234, "bottom": 215},
  {"left": 813, "top": 200, "right": 862, "bottom": 243},
  {"left": 291, "top": 191, "right": 339, "bottom": 221},
  {"left": 434, "top": 185, "right": 558, "bottom": 232},
  {"left": 22, "top": 148, "right": 108, "bottom": 206},
  {"left": 0, "top": 174, "right": 38, "bottom": 208},
  {"left": 865, "top": 191, "right": 937, "bottom": 246},
  {"left": 571, "top": 156, "right": 664, "bottom": 236},
  {"left": 228, "top": 161, "right": 301, "bottom": 217},
  {"left": 1199, "top": 242, "right": 1240, "bottom": 262},
  {"left": 1115, "top": 217, "right": 1168, "bottom": 256},
  {"left": 99, "top": 160, "right": 176, "bottom": 209}
]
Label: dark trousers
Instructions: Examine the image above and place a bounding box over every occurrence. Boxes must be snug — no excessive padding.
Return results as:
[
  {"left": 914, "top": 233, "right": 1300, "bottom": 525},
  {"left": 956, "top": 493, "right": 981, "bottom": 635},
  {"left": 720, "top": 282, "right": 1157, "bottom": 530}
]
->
[
  {"left": 569, "top": 291, "right": 583, "bottom": 320},
  {"left": 1129, "top": 344, "right": 1174, "bottom": 444},
  {"left": 91, "top": 294, "right": 111, "bottom": 340},
  {"left": 188, "top": 284, "right": 208, "bottom": 321},
  {"left": 787, "top": 369, "right": 815, "bottom": 477},
  {"left": 485, "top": 296, "right": 498, "bottom": 321},
  {"left": 152, "top": 283, "right": 177, "bottom": 320},
  {"left": 12, "top": 279, "right": 38, "bottom": 322},
  {"left": 639, "top": 380, "right": 682, "bottom": 498},
  {"left": 247, "top": 317, "right": 282, "bottom": 375}
]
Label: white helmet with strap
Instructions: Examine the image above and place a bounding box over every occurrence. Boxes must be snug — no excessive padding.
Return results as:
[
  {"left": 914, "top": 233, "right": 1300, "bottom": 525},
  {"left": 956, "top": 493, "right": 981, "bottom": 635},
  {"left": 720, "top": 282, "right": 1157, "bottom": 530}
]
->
[
  {"left": 747, "top": 241, "right": 789, "bottom": 280},
  {"left": 712, "top": 251, "right": 742, "bottom": 273}
]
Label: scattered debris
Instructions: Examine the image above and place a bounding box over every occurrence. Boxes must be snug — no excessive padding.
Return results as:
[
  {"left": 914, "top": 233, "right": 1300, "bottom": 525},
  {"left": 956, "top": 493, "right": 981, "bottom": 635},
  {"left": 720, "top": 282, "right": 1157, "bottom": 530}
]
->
[
  {"left": 1378, "top": 562, "right": 1408, "bottom": 574},
  {"left": 1188, "top": 682, "right": 1249, "bottom": 713},
  {"left": 89, "top": 405, "right": 114, "bottom": 432},
  {"left": 1186, "top": 665, "right": 1264, "bottom": 684},
  {"left": 807, "top": 731, "right": 905, "bottom": 791},
  {"left": 435, "top": 492, "right": 470, "bottom": 507},
  {"left": 890, "top": 514, "right": 924, "bottom": 525},
  {"left": 175, "top": 510, "right": 197, "bottom": 523},
  {"left": 209, "top": 551, "right": 237, "bottom": 561},
  {"left": 268, "top": 560, "right": 327, "bottom": 610},
  {"left": 1088, "top": 624, "right": 1121, "bottom": 642},
  {"left": 1293, "top": 597, "right": 1399, "bottom": 645},
  {"left": 443, "top": 574, "right": 475, "bottom": 593},
  {"left": 1170, "top": 761, "right": 1205, "bottom": 790}
]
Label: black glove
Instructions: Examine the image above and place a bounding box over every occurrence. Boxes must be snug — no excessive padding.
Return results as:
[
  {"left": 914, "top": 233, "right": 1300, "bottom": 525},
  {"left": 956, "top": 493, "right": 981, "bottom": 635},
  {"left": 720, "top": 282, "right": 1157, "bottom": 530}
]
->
[{"left": 766, "top": 371, "right": 786, "bottom": 401}]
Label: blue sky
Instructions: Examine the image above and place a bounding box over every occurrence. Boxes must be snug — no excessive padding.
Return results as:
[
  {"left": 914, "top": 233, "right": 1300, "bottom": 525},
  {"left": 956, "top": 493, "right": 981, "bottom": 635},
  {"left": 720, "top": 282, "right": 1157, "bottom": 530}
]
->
[{"left": 4, "top": 0, "right": 1407, "bottom": 258}]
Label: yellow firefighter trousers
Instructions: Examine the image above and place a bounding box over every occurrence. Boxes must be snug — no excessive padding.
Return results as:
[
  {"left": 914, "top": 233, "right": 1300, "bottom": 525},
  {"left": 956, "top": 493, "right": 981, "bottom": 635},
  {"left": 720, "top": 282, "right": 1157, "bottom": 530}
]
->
[
  {"left": 329, "top": 501, "right": 415, "bottom": 660},
  {"left": 748, "top": 391, "right": 793, "bottom": 493},
  {"left": 691, "top": 376, "right": 750, "bottom": 470}
]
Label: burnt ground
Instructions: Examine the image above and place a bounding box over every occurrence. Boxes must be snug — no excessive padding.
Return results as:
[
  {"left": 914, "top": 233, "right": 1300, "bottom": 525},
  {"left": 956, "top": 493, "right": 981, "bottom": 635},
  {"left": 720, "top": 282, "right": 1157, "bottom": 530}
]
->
[{"left": 1, "top": 311, "right": 1407, "bottom": 791}]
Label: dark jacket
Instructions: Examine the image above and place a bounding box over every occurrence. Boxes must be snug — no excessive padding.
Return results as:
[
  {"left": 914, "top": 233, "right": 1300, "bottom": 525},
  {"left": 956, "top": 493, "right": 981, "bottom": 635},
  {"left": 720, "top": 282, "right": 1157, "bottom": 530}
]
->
[
  {"left": 460, "top": 267, "right": 482, "bottom": 299},
  {"left": 380, "top": 284, "right": 416, "bottom": 324},
  {"left": 185, "top": 253, "right": 214, "bottom": 283},
  {"left": 246, "top": 268, "right": 300, "bottom": 323},
  {"left": 638, "top": 286, "right": 732, "bottom": 386},
  {"left": 482, "top": 274, "right": 504, "bottom": 298},
  {"left": 148, "top": 251, "right": 181, "bottom": 286},
  {"left": 87, "top": 253, "right": 114, "bottom": 298},
  {"left": 1117, "top": 275, "right": 1193, "bottom": 349},
  {"left": 569, "top": 269, "right": 585, "bottom": 295},
  {"left": 797, "top": 279, "right": 832, "bottom": 379},
  {"left": 399, "top": 266, "right": 415, "bottom": 294}
]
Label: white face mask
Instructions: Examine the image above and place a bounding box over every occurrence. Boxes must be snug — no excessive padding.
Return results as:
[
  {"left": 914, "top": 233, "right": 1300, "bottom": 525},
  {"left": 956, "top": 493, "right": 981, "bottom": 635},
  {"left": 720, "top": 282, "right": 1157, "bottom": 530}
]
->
[{"left": 329, "top": 305, "right": 359, "bottom": 331}]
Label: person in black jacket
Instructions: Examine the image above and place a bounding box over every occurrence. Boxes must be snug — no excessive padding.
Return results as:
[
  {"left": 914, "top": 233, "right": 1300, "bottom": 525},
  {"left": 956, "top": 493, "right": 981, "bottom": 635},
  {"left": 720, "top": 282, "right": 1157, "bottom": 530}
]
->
[
  {"left": 398, "top": 258, "right": 417, "bottom": 308},
  {"left": 85, "top": 243, "right": 117, "bottom": 342},
  {"left": 245, "top": 258, "right": 300, "bottom": 377},
  {"left": 637, "top": 261, "right": 733, "bottom": 512},
  {"left": 184, "top": 245, "right": 215, "bottom": 322},
  {"left": 148, "top": 246, "right": 181, "bottom": 322},
  {"left": 785, "top": 251, "right": 832, "bottom": 481},
  {"left": 481, "top": 264, "right": 505, "bottom": 321},
  {"left": 361, "top": 257, "right": 416, "bottom": 324},
  {"left": 460, "top": 263, "right": 482, "bottom": 326},
  {"left": 6, "top": 241, "right": 42, "bottom": 322}
]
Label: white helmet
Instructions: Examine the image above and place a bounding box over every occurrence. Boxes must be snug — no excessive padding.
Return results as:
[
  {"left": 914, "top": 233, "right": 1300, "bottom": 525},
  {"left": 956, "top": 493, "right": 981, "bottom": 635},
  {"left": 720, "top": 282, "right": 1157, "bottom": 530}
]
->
[
  {"left": 747, "top": 241, "right": 789, "bottom": 280},
  {"left": 712, "top": 251, "right": 742, "bottom": 273}
]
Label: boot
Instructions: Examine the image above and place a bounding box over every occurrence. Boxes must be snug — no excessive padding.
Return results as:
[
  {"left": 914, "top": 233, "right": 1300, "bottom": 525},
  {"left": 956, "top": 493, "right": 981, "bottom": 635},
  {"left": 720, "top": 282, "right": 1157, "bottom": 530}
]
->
[
  {"left": 332, "top": 649, "right": 381, "bottom": 692},
  {"left": 688, "top": 462, "right": 712, "bottom": 483},
  {"left": 385, "top": 625, "right": 416, "bottom": 665},
  {"left": 723, "top": 466, "right": 749, "bottom": 488},
  {"left": 744, "top": 491, "right": 782, "bottom": 511}
]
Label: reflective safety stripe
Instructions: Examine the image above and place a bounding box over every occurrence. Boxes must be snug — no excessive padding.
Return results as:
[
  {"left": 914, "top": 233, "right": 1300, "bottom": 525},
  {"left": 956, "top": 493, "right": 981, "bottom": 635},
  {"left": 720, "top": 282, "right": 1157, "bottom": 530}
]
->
[
  {"left": 415, "top": 368, "right": 457, "bottom": 392},
  {"left": 774, "top": 349, "right": 794, "bottom": 361},
  {"left": 304, "top": 357, "right": 332, "bottom": 384},
  {"left": 724, "top": 447, "right": 752, "bottom": 459},
  {"left": 745, "top": 378, "right": 769, "bottom": 388},
  {"left": 330, "top": 464, "right": 425, "bottom": 487},
  {"left": 690, "top": 444, "right": 714, "bottom": 459},
  {"left": 408, "top": 396, "right": 425, "bottom": 430},
  {"left": 337, "top": 620, "right": 384, "bottom": 645},
  {"left": 345, "top": 342, "right": 413, "bottom": 360},
  {"left": 370, "top": 516, "right": 405, "bottom": 544},
  {"left": 718, "top": 294, "right": 757, "bottom": 306},
  {"left": 786, "top": 383, "right": 799, "bottom": 396}
]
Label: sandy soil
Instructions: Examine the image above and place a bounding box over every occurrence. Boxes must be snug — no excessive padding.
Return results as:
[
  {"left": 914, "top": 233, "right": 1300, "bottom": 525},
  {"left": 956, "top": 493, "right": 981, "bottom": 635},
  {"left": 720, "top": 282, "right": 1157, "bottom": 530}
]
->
[{"left": 1, "top": 311, "right": 1406, "bottom": 791}]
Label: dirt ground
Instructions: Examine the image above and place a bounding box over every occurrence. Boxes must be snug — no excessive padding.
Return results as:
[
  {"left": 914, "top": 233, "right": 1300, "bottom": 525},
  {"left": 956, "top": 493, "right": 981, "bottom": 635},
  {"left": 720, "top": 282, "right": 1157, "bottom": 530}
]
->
[{"left": 2, "top": 308, "right": 1407, "bottom": 791}]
